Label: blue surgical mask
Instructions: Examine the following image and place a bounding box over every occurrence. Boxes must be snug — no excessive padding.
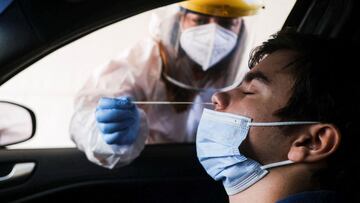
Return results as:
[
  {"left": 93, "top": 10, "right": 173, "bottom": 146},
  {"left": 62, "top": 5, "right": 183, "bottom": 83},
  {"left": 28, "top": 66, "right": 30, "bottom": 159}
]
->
[{"left": 196, "top": 109, "right": 319, "bottom": 195}]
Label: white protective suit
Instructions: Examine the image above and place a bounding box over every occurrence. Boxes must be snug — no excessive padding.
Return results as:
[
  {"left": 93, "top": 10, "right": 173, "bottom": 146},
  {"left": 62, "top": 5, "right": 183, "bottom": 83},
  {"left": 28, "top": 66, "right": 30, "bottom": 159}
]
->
[{"left": 70, "top": 6, "right": 253, "bottom": 169}]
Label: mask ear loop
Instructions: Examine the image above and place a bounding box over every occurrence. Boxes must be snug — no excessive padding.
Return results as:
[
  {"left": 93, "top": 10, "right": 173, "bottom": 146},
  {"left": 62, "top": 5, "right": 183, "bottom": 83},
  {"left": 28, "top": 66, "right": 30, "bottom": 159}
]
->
[
  {"left": 248, "top": 121, "right": 320, "bottom": 170},
  {"left": 260, "top": 160, "right": 294, "bottom": 170},
  {"left": 249, "top": 121, "right": 319, "bottom": 127}
]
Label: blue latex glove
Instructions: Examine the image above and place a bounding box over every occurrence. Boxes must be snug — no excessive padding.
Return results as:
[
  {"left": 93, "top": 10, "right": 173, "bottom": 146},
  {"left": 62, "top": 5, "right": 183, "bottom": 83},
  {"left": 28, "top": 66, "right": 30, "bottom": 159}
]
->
[{"left": 95, "top": 96, "right": 140, "bottom": 145}]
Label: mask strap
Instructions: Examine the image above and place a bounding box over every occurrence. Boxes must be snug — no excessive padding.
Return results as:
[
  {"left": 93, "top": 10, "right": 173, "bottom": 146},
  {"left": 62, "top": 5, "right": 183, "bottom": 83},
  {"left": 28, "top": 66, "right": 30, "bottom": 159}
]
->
[
  {"left": 249, "top": 121, "right": 319, "bottom": 127},
  {"left": 260, "top": 160, "right": 294, "bottom": 170},
  {"left": 248, "top": 122, "right": 317, "bottom": 171},
  {"left": 162, "top": 72, "right": 239, "bottom": 92},
  {"left": 163, "top": 73, "right": 205, "bottom": 91}
]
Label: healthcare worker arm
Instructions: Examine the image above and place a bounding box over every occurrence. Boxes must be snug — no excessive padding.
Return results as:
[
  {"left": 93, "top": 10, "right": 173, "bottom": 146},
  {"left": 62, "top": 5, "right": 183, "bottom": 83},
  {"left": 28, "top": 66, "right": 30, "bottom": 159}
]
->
[
  {"left": 69, "top": 38, "right": 162, "bottom": 169},
  {"left": 70, "top": 104, "right": 148, "bottom": 169}
]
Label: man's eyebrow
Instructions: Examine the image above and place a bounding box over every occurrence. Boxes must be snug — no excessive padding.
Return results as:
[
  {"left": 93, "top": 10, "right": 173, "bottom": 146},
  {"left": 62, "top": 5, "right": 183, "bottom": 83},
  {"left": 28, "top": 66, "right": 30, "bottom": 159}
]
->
[{"left": 243, "top": 71, "right": 271, "bottom": 85}]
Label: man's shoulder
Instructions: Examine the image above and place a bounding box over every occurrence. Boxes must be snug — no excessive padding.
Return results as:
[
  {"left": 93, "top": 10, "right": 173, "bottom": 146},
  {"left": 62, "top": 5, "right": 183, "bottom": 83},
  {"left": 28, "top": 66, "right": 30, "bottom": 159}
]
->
[{"left": 276, "top": 190, "right": 342, "bottom": 203}]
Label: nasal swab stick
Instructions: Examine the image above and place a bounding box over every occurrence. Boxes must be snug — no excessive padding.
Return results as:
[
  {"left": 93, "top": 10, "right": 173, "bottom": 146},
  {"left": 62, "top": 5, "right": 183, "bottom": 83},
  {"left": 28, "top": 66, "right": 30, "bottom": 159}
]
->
[{"left": 133, "top": 101, "right": 214, "bottom": 105}]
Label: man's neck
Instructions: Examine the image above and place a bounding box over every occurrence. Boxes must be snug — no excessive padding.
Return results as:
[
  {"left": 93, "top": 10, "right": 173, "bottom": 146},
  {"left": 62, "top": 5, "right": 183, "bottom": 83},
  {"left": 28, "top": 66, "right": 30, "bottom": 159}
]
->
[{"left": 228, "top": 166, "right": 315, "bottom": 203}]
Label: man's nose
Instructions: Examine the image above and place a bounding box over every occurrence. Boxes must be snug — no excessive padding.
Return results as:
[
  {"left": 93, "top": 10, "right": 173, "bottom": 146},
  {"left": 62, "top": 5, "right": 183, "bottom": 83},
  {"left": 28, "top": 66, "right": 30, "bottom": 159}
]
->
[{"left": 211, "top": 92, "right": 230, "bottom": 111}]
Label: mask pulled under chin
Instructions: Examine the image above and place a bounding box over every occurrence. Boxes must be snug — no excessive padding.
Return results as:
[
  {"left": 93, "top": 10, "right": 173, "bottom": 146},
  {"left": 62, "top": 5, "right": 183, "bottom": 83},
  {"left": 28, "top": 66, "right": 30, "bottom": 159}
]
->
[
  {"left": 180, "top": 23, "right": 238, "bottom": 71},
  {"left": 196, "top": 109, "right": 319, "bottom": 195}
]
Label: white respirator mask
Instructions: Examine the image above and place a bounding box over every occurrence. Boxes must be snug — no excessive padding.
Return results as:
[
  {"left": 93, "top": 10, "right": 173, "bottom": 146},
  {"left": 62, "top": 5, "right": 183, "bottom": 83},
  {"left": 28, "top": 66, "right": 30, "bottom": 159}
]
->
[{"left": 180, "top": 23, "right": 238, "bottom": 71}]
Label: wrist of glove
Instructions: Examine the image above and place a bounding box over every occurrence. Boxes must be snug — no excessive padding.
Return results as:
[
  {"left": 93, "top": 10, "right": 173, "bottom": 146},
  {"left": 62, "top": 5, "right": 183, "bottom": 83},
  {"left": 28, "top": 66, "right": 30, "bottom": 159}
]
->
[{"left": 95, "top": 96, "right": 140, "bottom": 145}]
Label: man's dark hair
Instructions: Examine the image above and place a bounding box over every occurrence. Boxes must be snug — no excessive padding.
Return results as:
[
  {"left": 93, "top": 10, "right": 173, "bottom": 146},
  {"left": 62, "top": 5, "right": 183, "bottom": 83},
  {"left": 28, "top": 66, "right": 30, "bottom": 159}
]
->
[{"left": 249, "top": 29, "right": 360, "bottom": 199}]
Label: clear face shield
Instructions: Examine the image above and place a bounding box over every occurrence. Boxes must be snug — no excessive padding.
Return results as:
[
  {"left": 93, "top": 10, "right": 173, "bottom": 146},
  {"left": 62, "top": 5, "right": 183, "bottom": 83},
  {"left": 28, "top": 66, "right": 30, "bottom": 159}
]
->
[{"left": 155, "top": 6, "right": 248, "bottom": 92}]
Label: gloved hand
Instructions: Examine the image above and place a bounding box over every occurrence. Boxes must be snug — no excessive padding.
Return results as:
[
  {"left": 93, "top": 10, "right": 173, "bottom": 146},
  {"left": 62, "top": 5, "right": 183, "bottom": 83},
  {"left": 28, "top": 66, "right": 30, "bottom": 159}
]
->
[{"left": 95, "top": 96, "right": 140, "bottom": 145}]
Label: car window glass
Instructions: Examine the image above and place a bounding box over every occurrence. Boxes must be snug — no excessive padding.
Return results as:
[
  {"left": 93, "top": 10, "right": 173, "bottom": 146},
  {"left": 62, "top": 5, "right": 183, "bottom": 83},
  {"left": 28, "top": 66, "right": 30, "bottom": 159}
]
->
[{"left": 0, "top": 1, "right": 296, "bottom": 149}]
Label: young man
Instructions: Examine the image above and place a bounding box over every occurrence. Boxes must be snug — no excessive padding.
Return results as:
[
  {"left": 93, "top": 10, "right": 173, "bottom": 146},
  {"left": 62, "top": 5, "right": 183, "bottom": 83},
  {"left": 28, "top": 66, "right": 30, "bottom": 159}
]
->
[{"left": 196, "top": 30, "right": 359, "bottom": 202}]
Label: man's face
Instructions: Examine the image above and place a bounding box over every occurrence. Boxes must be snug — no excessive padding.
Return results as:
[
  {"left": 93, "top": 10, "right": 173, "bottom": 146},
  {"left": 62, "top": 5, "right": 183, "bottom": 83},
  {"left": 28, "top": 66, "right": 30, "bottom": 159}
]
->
[
  {"left": 181, "top": 12, "right": 242, "bottom": 34},
  {"left": 212, "top": 50, "right": 299, "bottom": 164}
]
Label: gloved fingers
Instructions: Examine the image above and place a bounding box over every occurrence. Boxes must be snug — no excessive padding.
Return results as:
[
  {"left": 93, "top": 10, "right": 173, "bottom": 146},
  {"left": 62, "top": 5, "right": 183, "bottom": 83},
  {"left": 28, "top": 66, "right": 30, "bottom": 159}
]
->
[
  {"left": 101, "top": 130, "right": 133, "bottom": 145},
  {"left": 98, "top": 97, "right": 134, "bottom": 109},
  {"left": 97, "top": 121, "right": 134, "bottom": 134},
  {"left": 101, "top": 131, "right": 122, "bottom": 145},
  {"left": 95, "top": 108, "right": 136, "bottom": 123}
]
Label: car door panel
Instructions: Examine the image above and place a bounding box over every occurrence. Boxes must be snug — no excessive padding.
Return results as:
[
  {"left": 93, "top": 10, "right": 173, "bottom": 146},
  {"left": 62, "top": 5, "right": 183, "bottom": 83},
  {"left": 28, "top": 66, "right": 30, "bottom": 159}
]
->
[{"left": 0, "top": 144, "right": 227, "bottom": 202}]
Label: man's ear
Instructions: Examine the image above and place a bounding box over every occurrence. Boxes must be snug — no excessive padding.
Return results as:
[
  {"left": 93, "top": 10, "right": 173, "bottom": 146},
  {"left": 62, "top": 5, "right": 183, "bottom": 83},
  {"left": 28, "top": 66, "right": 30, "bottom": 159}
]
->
[{"left": 287, "top": 124, "right": 341, "bottom": 162}]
